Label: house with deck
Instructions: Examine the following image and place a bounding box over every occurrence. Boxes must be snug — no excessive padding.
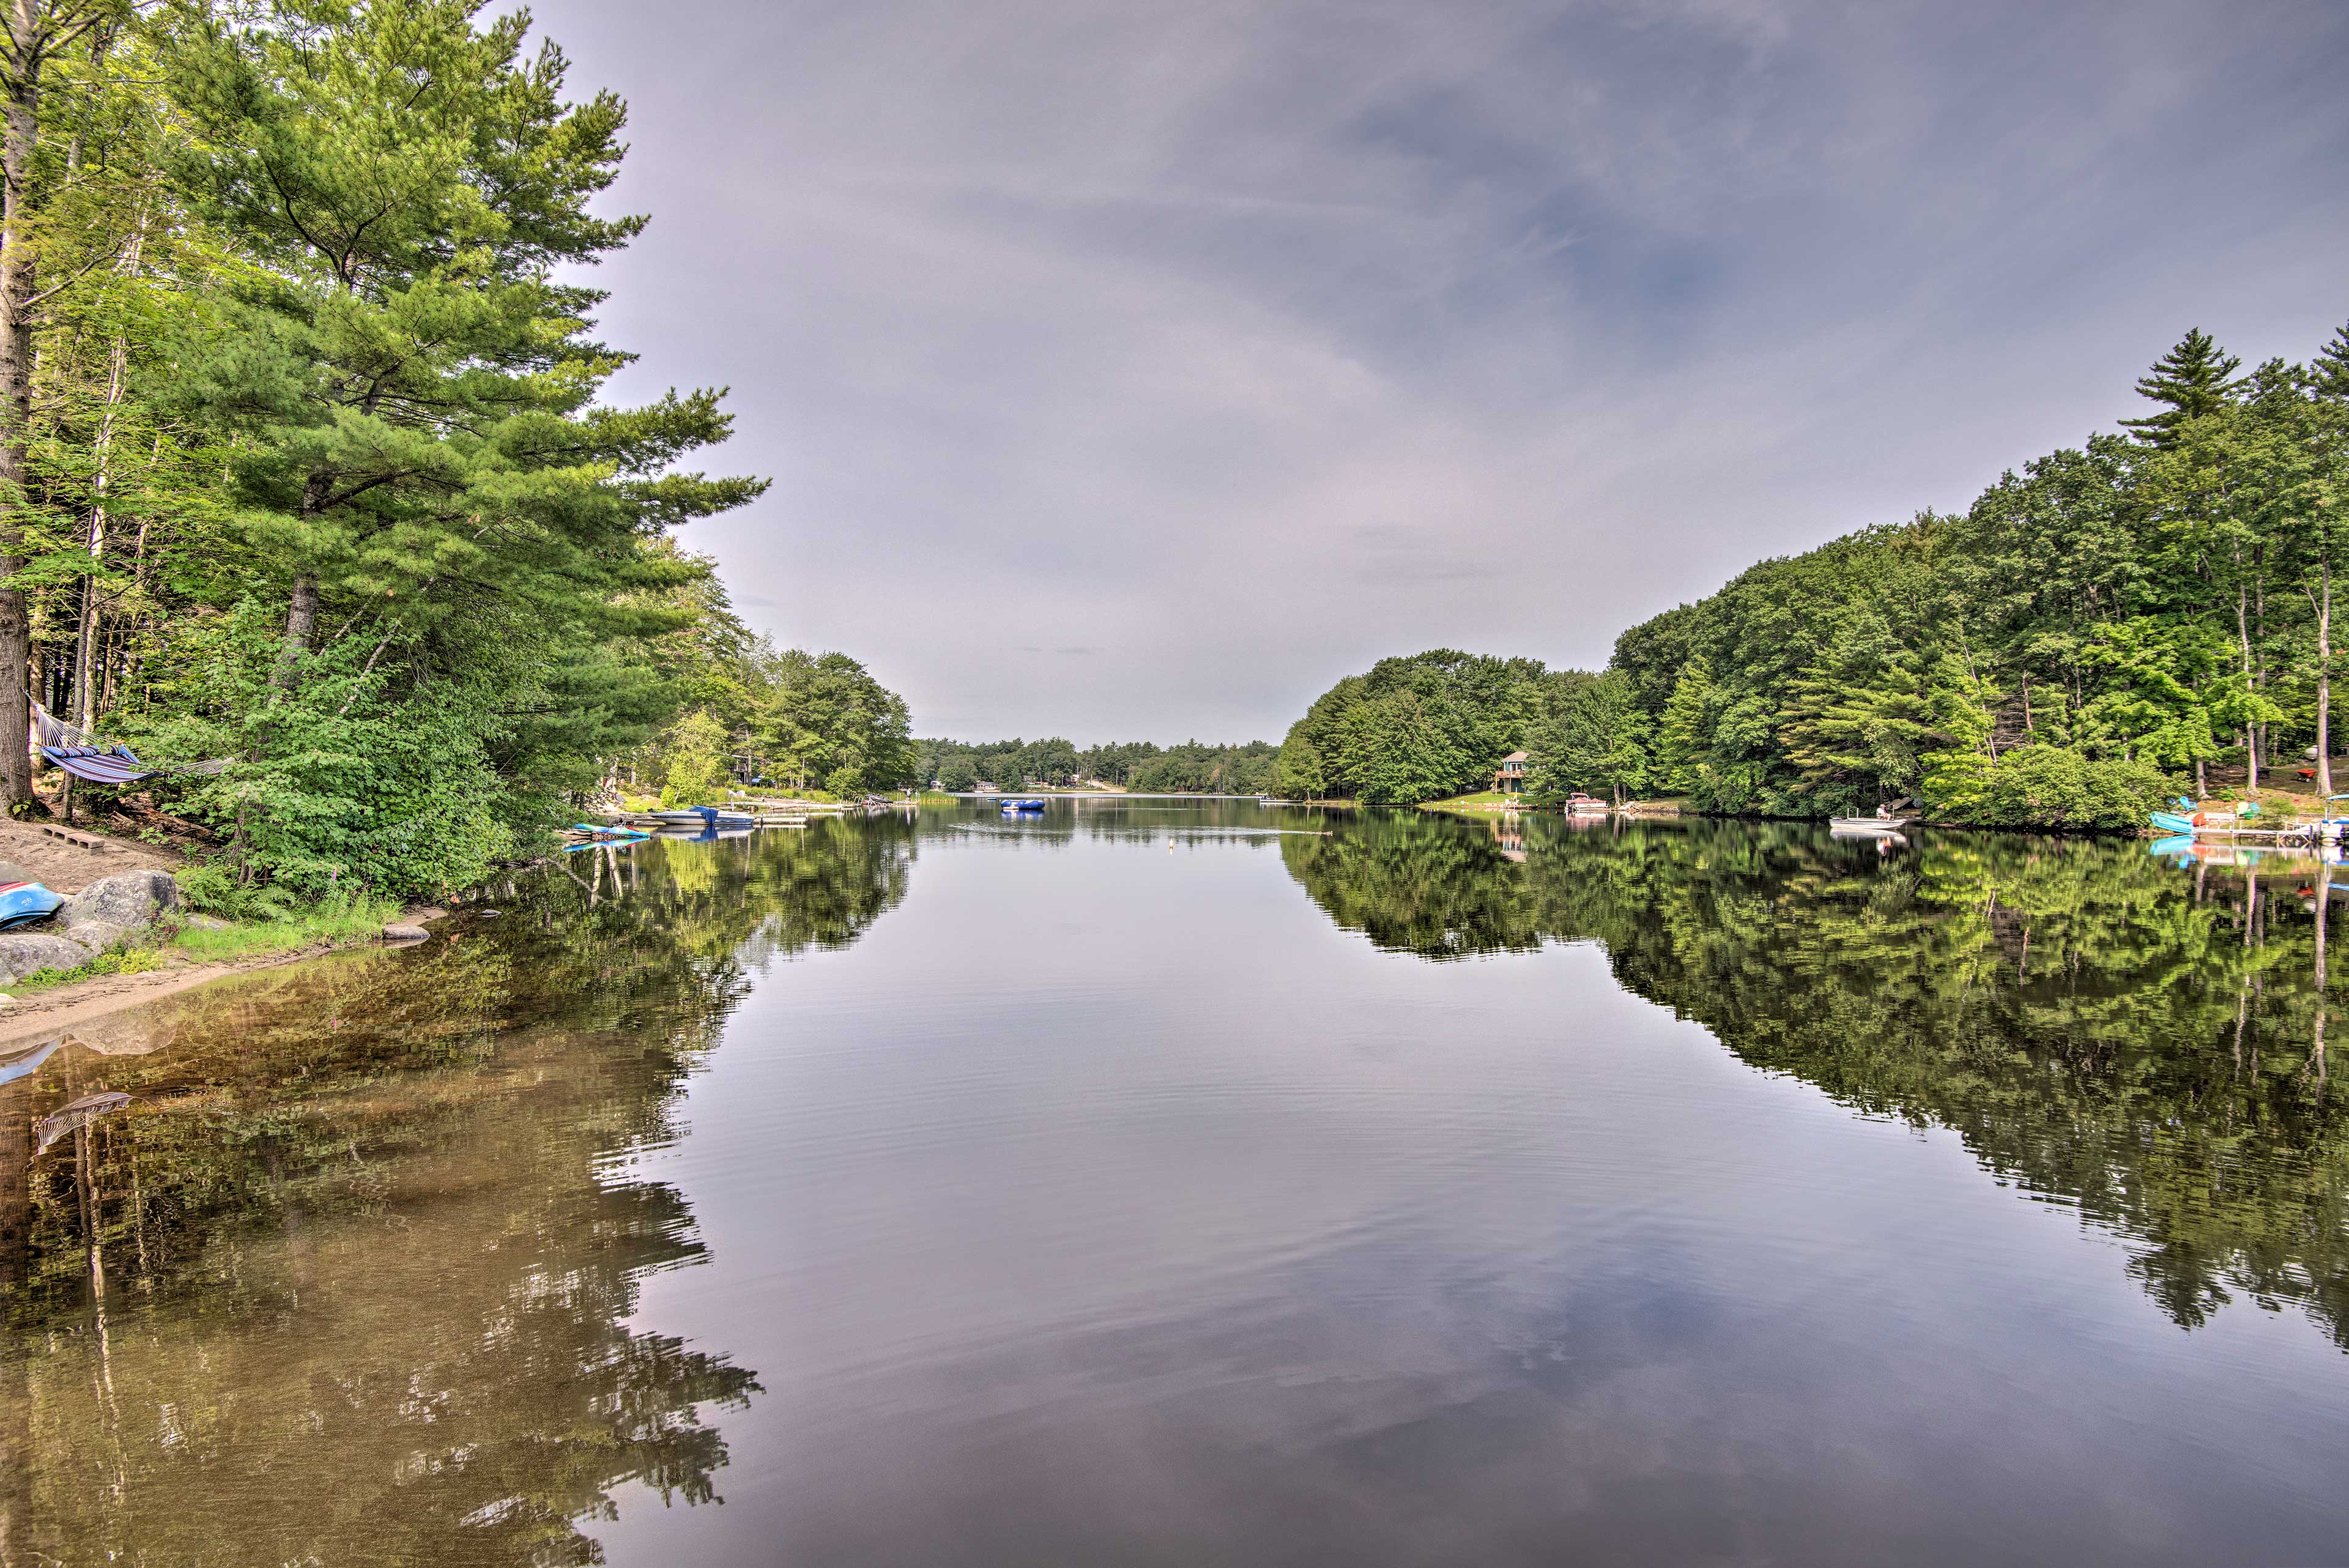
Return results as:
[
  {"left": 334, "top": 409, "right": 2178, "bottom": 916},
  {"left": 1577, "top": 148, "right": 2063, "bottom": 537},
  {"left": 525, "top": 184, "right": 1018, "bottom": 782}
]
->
[{"left": 1493, "top": 751, "right": 1529, "bottom": 794}]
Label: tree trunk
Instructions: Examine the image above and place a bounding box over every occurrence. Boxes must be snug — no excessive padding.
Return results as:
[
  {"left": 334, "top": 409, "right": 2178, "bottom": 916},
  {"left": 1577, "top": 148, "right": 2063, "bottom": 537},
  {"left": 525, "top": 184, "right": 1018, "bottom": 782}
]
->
[
  {"left": 278, "top": 573, "right": 319, "bottom": 680},
  {"left": 72, "top": 231, "right": 136, "bottom": 731},
  {"left": 2237, "top": 586, "right": 2258, "bottom": 790},
  {"left": 2320, "top": 555, "right": 2334, "bottom": 801},
  {"left": 2316, "top": 863, "right": 2331, "bottom": 1081},
  {"left": 0, "top": 1102, "right": 24, "bottom": 1292},
  {"left": 0, "top": 0, "right": 40, "bottom": 813}
]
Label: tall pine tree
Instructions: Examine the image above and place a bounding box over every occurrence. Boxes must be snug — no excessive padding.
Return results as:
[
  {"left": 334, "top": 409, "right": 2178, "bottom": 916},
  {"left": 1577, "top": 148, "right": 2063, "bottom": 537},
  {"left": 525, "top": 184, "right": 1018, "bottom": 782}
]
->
[{"left": 2121, "top": 327, "right": 2242, "bottom": 447}]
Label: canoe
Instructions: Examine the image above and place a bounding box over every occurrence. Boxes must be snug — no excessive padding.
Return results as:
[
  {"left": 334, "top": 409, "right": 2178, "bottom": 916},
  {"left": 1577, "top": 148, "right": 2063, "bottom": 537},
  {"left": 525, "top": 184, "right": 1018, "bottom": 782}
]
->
[{"left": 0, "top": 879, "right": 64, "bottom": 931}]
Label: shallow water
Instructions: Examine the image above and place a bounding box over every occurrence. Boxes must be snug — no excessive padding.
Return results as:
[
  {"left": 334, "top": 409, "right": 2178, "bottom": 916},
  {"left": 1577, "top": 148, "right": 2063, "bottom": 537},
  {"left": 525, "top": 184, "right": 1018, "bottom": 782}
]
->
[{"left": 4, "top": 802, "right": 2348, "bottom": 1565}]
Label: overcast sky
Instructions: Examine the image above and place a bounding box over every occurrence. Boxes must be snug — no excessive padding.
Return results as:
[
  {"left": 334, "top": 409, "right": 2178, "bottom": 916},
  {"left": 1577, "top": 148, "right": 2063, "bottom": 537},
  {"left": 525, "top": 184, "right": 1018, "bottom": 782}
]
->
[{"left": 529, "top": 0, "right": 2349, "bottom": 744}]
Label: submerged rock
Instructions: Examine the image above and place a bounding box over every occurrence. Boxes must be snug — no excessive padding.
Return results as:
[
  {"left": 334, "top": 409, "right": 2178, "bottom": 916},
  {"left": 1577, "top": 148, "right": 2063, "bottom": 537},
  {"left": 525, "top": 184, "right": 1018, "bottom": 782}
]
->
[{"left": 381, "top": 923, "right": 429, "bottom": 942}]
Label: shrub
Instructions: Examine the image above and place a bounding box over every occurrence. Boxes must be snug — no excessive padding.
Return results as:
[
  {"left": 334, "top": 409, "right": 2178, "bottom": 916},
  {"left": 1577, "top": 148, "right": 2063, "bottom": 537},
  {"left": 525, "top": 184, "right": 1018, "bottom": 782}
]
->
[{"left": 1924, "top": 743, "right": 2173, "bottom": 832}]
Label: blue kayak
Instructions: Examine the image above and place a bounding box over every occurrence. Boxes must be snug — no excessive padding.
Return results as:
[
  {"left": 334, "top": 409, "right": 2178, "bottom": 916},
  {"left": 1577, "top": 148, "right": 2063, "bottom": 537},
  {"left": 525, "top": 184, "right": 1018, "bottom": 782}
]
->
[
  {"left": 0, "top": 879, "right": 64, "bottom": 931},
  {"left": 2148, "top": 811, "right": 2196, "bottom": 834}
]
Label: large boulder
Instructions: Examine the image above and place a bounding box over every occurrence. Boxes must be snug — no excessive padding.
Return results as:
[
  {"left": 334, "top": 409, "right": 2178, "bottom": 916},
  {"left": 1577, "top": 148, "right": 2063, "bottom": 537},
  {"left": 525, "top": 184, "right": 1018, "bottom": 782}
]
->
[
  {"left": 0, "top": 870, "right": 179, "bottom": 983},
  {"left": 0, "top": 932, "right": 99, "bottom": 982},
  {"left": 58, "top": 870, "right": 179, "bottom": 933}
]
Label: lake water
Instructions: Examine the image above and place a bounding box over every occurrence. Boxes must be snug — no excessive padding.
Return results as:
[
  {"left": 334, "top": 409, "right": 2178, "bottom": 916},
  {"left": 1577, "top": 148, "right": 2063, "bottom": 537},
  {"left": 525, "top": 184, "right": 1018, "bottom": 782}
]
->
[{"left": 5, "top": 800, "right": 2349, "bottom": 1565}]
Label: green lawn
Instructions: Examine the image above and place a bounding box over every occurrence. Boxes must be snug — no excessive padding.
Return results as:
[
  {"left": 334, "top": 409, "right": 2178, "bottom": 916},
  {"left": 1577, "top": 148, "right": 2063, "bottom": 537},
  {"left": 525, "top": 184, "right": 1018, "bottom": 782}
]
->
[{"left": 1419, "top": 790, "right": 1527, "bottom": 812}]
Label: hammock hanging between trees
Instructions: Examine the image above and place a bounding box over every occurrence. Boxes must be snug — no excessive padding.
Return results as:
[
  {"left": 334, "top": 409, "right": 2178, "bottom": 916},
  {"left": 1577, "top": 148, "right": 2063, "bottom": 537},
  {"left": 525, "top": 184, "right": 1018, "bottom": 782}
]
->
[
  {"left": 28, "top": 701, "right": 231, "bottom": 784},
  {"left": 40, "top": 743, "right": 150, "bottom": 784}
]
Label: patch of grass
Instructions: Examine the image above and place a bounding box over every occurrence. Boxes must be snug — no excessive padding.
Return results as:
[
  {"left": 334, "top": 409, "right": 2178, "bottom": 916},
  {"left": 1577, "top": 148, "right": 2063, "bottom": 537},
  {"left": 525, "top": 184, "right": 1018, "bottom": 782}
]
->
[
  {"left": 914, "top": 792, "right": 962, "bottom": 806},
  {"left": 10, "top": 943, "right": 169, "bottom": 995},
  {"left": 172, "top": 895, "right": 405, "bottom": 965},
  {"left": 1419, "top": 790, "right": 1525, "bottom": 812}
]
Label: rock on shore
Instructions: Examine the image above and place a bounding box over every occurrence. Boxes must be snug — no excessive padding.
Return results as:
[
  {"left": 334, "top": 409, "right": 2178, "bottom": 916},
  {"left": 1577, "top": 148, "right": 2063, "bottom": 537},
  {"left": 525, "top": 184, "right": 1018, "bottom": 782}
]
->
[{"left": 0, "top": 869, "right": 180, "bottom": 983}]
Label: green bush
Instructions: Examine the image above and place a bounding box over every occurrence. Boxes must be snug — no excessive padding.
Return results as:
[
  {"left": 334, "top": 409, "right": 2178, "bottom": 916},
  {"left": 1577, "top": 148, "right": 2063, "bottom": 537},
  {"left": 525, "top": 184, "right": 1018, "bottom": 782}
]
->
[
  {"left": 176, "top": 860, "right": 299, "bottom": 921},
  {"left": 126, "top": 604, "right": 519, "bottom": 901},
  {"left": 1924, "top": 743, "right": 2173, "bottom": 832}
]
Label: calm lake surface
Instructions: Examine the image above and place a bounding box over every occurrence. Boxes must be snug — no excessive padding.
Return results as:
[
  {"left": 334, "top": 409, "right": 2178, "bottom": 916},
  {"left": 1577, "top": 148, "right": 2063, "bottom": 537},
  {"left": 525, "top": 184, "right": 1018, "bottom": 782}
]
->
[{"left": 6, "top": 800, "right": 2349, "bottom": 1565}]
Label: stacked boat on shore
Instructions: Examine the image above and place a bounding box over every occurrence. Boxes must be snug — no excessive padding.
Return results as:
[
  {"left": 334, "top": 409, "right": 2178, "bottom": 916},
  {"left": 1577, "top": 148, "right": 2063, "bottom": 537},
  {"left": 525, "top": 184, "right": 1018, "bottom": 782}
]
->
[
  {"left": 565, "top": 797, "right": 859, "bottom": 847},
  {"left": 2143, "top": 795, "right": 2349, "bottom": 860}
]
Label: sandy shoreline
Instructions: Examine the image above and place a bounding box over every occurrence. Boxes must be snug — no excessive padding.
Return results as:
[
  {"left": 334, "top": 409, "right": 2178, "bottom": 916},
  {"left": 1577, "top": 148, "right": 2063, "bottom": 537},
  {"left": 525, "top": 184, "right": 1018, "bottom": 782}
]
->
[{"left": 0, "top": 905, "right": 447, "bottom": 1051}]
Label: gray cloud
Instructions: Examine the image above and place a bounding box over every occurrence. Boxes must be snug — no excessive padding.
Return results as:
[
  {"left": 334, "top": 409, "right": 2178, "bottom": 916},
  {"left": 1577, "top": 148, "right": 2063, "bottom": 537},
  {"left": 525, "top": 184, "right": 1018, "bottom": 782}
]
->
[{"left": 533, "top": 0, "right": 2349, "bottom": 741}]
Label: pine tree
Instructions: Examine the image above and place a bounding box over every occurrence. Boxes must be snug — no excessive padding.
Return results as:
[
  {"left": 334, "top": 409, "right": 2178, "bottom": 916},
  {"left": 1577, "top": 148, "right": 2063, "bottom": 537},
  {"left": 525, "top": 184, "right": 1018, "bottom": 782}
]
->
[
  {"left": 1656, "top": 657, "right": 1714, "bottom": 795},
  {"left": 2121, "top": 327, "right": 2241, "bottom": 447},
  {"left": 2313, "top": 319, "right": 2349, "bottom": 403},
  {"left": 163, "top": 1, "right": 765, "bottom": 688}
]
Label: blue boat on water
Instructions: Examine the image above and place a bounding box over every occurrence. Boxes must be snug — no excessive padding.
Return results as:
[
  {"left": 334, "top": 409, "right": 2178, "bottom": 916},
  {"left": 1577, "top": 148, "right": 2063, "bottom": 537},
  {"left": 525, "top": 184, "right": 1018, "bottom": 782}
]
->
[{"left": 1000, "top": 798, "right": 1046, "bottom": 813}]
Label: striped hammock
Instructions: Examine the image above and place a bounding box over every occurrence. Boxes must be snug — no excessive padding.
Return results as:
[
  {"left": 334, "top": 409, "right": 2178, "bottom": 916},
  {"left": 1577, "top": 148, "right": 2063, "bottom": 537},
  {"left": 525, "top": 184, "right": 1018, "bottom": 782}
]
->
[{"left": 29, "top": 702, "right": 231, "bottom": 782}]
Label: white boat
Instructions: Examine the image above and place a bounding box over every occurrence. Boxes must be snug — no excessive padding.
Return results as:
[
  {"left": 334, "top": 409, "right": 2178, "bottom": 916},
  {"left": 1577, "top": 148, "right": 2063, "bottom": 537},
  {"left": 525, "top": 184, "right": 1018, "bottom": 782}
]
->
[
  {"left": 650, "top": 806, "right": 757, "bottom": 830},
  {"left": 1829, "top": 815, "right": 1912, "bottom": 835},
  {"left": 1564, "top": 793, "right": 1609, "bottom": 815}
]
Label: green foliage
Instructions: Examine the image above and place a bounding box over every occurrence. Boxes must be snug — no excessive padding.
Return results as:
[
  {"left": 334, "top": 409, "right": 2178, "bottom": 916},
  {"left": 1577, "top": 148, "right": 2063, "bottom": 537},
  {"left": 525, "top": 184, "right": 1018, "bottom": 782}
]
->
[
  {"left": 175, "top": 858, "right": 294, "bottom": 921},
  {"left": 1274, "top": 734, "right": 1327, "bottom": 798},
  {"left": 125, "top": 604, "right": 516, "bottom": 899},
  {"left": 1656, "top": 658, "right": 1715, "bottom": 796},
  {"left": 1575, "top": 320, "right": 2349, "bottom": 826},
  {"left": 753, "top": 649, "right": 915, "bottom": 796},
  {"left": 1282, "top": 650, "right": 1554, "bottom": 805},
  {"left": 1527, "top": 669, "right": 1649, "bottom": 803},
  {"left": 659, "top": 708, "right": 732, "bottom": 804},
  {"left": 1127, "top": 741, "right": 1277, "bottom": 794},
  {"left": 9, "top": 942, "right": 168, "bottom": 995},
  {"left": 0, "top": 1, "right": 948, "bottom": 902},
  {"left": 2121, "top": 327, "right": 2242, "bottom": 447},
  {"left": 1923, "top": 744, "right": 2175, "bottom": 831},
  {"left": 170, "top": 893, "right": 404, "bottom": 962}
]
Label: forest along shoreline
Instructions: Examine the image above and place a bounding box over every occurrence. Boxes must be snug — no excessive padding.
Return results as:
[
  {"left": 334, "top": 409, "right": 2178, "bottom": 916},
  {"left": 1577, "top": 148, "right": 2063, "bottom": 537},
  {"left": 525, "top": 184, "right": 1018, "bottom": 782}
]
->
[
  {"left": 5, "top": 0, "right": 2342, "bottom": 968},
  {"left": 0, "top": 4, "right": 933, "bottom": 972},
  {"left": 1264, "top": 324, "right": 2349, "bottom": 837}
]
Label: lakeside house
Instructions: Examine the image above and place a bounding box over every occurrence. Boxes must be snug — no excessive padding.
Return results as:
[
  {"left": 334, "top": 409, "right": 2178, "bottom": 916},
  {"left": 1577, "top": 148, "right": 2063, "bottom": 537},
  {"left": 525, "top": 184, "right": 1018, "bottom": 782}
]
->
[{"left": 1493, "top": 751, "right": 1529, "bottom": 794}]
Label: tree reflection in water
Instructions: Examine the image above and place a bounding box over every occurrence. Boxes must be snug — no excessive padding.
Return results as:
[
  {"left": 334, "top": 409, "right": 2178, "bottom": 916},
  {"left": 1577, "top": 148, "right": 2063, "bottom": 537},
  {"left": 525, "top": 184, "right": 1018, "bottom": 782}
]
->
[
  {"left": 1283, "top": 811, "right": 2349, "bottom": 1348},
  {"left": 0, "top": 818, "right": 915, "bottom": 1566}
]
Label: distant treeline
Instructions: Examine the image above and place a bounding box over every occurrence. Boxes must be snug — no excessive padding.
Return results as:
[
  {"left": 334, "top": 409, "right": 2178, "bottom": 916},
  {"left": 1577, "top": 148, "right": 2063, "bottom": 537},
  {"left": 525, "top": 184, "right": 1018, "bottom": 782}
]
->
[
  {"left": 1277, "top": 321, "right": 2349, "bottom": 829},
  {"left": 918, "top": 737, "right": 1278, "bottom": 793}
]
